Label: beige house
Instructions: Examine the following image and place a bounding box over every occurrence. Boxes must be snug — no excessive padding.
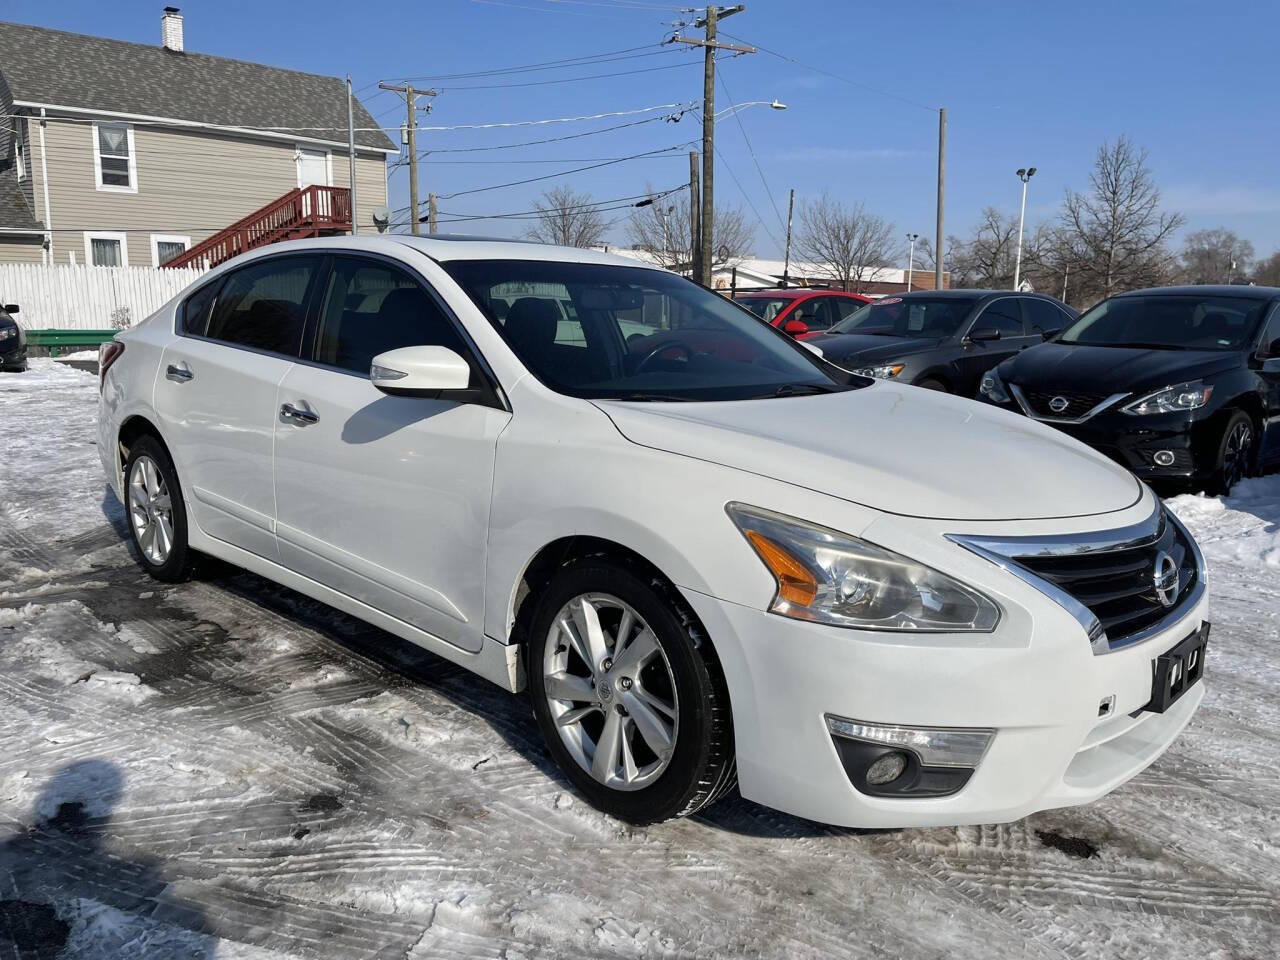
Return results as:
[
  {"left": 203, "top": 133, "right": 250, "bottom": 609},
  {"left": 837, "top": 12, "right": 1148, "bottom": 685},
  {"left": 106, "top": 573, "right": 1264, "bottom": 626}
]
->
[{"left": 0, "top": 10, "right": 396, "bottom": 268}]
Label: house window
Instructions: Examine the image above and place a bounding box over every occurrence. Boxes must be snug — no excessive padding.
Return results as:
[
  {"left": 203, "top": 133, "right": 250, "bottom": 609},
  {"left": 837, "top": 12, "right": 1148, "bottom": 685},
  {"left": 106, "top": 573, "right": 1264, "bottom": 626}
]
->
[
  {"left": 93, "top": 122, "right": 136, "bottom": 192},
  {"left": 14, "top": 125, "right": 24, "bottom": 182},
  {"left": 84, "top": 231, "right": 129, "bottom": 267},
  {"left": 151, "top": 234, "right": 191, "bottom": 266}
]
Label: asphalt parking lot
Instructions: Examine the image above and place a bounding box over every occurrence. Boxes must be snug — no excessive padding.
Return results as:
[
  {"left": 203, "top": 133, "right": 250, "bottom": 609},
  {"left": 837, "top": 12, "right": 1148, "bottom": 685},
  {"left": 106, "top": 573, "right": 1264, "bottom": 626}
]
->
[{"left": 2, "top": 360, "right": 1277, "bottom": 959}]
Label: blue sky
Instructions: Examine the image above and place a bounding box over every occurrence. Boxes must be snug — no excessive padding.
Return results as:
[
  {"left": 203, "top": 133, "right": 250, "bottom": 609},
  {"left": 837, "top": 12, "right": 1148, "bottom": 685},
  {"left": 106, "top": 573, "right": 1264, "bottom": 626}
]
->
[{"left": 10, "top": 0, "right": 1280, "bottom": 262}]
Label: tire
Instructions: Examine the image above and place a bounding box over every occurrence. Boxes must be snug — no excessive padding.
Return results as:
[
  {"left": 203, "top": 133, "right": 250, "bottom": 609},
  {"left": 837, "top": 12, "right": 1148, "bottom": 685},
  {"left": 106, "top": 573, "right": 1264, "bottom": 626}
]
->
[
  {"left": 528, "top": 558, "right": 735, "bottom": 824},
  {"left": 123, "top": 435, "right": 197, "bottom": 582},
  {"left": 1209, "top": 410, "right": 1256, "bottom": 495},
  {"left": 916, "top": 378, "right": 947, "bottom": 392}
]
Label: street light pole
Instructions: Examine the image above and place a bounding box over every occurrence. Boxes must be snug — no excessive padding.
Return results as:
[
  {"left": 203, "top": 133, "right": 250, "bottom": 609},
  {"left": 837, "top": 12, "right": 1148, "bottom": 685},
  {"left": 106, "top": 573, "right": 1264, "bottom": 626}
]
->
[
  {"left": 1013, "top": 166, "right": 1036, "bottom": 290},
  {"left": 782, "top": 187, "right": 795, "bottom": 288},
  {"left": 905, "top": 232, "right": 918, "bottom": 291}
]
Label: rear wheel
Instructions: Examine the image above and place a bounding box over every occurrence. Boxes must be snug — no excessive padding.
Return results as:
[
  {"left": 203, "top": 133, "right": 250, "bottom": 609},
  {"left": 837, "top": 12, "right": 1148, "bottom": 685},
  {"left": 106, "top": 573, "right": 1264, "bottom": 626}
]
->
[
  {"left": 528, "top": 559, "right": 735, "bottom": 823},
  {"left": 1210, "top": 410, "right": 1255, "bottom": 495},
  {"left": 916, "top": 378, "right": 947, "bottom": 392},
  {"left": 124, "top": 436, "right": 197, "bottom": 582}
]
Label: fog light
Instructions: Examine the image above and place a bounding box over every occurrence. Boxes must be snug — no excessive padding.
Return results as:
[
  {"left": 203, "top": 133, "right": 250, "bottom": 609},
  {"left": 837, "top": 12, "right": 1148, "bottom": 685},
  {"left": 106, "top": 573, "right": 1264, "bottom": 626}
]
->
[
  {"left": 1153, "top": 450, "right": 1176, "bottom": 467},
  {"left": 825, "top": 716, "right": 994, "bottom": 767},
  {"left": 865, "top": 751, "right": 908, "bottom": 785}
]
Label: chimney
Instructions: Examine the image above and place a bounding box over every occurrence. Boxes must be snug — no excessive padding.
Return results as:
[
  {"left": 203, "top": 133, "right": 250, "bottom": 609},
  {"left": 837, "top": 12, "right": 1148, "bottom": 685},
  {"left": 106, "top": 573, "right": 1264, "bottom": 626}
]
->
[{"left": 161, "top": 7, "right": 184, "bottom": 52}]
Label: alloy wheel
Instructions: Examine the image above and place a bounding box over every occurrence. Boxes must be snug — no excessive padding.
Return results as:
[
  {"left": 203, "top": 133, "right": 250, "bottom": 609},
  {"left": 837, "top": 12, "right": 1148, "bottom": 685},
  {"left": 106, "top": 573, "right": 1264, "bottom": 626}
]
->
[
  {"left": 1222, "top": 419, "right": 1253, "bottom": 491},
  {"left": 542, "top": 593, "right": 679, "bottom": 791},
  {"left": 128, "top": 455, "right": 174, "bottom": 565}
]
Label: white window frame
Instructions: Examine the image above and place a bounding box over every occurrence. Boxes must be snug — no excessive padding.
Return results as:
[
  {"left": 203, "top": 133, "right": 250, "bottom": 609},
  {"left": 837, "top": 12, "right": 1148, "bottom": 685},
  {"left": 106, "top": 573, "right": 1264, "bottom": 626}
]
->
[
  {"left": 294, "top": 144, "right": 333, "bottom": 188},
  {"left": 150, "top": 233, "right": 191, "bottom": 267},
  {"left": 92, "top": 121, "right": 138, "bottom": 193},
  {"left": 84, "top": 231, "right": 130, "bottom": 267},
  {"left": 13, "top": 123, "right": 24, "bottom": 182}
]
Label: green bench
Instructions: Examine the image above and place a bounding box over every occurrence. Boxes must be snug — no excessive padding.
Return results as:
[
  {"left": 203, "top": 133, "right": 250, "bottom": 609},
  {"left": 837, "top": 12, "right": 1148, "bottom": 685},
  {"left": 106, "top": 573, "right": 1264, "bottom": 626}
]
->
[{"left": 24, "top": 329, "right": 118, "bottom": 357}]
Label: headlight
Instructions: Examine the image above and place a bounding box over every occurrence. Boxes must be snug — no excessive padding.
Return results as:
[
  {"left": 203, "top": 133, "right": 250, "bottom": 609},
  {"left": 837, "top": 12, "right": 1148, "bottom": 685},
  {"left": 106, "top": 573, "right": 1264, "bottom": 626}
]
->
[
  {"left": 851, "top": 362, "right": 905, "bottom": 379},
  {"left": 979, "top": 367, "right": 1011, "bottom": 404},
  {"left": 1122, "top": 380, "right": 1214, "bottom": 416},
  {"left": 726, "top": 503, "right": 1001, "bottom": 632},
  {"left": 0, "top": 327, "right": 14, "bottom": 341}
]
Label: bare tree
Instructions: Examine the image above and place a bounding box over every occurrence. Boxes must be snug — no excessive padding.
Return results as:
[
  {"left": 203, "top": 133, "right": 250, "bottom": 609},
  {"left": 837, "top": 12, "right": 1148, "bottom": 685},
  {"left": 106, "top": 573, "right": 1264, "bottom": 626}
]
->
[
  {"left": 794, "top": 193, "right": 894, "bottom": 293},
  {"left": 1059, "top": 137, "right": 1183, "bottom": 304},
  {"left": 525, "top": 186, "right": 608, "bottom": 248},
  {"left": 1253, "top": 250, "right": 1280, "bottom": 287},
  {"left": 947, "top": 208, "right": 1022, "bottom": 289},
  {"left": 1180, "top": 228, "right": 1254, "bottom": 284},
  {"left": 626, "top": 191, "right": 752, "bottom": 275}
]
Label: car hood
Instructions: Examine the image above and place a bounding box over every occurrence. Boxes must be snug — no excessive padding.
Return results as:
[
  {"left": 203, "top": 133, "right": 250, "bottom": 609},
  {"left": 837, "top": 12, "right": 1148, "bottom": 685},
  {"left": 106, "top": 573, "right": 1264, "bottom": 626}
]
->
[
  {"left": 806, "top": 333, "right": 942, "bottom": 363},
  {"left": 594, "top": 384, "right": 1140, "bottom": 521},
  {"left": 1002, "top": 342, "right": 1240, "bottom": 393}
]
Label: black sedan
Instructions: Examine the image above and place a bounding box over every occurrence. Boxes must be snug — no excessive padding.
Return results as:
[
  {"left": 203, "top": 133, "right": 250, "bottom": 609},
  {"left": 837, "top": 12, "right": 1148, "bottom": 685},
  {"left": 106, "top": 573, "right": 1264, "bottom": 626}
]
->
[
  {"left": 0, "top": 302, "right": 25, "bottom": 371},
  {"left": 806, "top": 290, "right": 1076, "bottom": 396},
  {"left": 979, "top": 285, "right": 1280, "bottom": 493}
]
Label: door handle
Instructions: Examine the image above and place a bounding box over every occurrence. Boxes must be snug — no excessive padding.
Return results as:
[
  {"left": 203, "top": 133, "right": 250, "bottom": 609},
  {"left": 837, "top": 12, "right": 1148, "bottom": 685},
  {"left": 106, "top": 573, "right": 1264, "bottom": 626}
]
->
[
  {"left": 165, "top": 363, "right": 193, "bottom": 383},
  {"left": 280, "top": 402, "right": 319, "bottom": 425}
]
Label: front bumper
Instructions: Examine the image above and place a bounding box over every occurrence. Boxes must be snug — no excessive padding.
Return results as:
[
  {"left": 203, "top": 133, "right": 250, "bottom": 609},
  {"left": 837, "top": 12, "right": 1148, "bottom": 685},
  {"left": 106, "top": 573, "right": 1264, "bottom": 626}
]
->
[
  {"left": 680, "top": 507, "right": 1208, "bottom": 828},
  {"left": 0, "top": 340, "right": 26, "bottom": 368}
]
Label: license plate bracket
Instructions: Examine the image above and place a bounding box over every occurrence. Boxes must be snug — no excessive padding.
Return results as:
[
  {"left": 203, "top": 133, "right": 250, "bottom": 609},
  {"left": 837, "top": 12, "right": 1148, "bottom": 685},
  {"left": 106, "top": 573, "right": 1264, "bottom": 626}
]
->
[{"left": 1143, "top": 623, "right": 1208, "bottom": 714}]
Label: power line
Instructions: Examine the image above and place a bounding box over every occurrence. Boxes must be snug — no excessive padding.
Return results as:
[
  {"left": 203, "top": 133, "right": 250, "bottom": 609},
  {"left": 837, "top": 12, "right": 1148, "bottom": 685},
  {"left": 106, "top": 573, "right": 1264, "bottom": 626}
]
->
[
  {"left": 385, "top": 45, "right": 673, "bottom": 82},
  {"left": 388, "top": 182, "right": 687, "bottom": 229},
  {"left": 415, "top": 111, "right": 688, "bottom": 156},
  {"left": 715, "top": 65, "right": 785, "bottom": 233},
  {"left": 415, "top": 101, "right": 691, "bottom": 132},
  {"left": 420, "top": 155, "right": 688, "bottom": 164},
  {"left": 433, "top": 58, "right": 699, "bottom": 92},
  {"left": 466, "top": 0, "right": 685, "bottom": 18},
  {"left": 712, "top": 140, "right": 783, "bottom": 251},
  {"left": 718, "top": 31, "right": 939, "bottom": 113}
]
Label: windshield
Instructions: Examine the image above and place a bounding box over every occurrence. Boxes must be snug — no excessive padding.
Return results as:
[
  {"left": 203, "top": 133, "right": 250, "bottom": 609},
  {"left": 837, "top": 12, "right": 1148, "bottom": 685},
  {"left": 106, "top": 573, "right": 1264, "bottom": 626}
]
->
[
  {"left": 443, "top": 260, "right": 860, "bottom": 401},
  {"left": 828, "top": 297, "right": 975, "bottom": 338},
  {"left": 1060, "top": 294, "right": 1269, "bottom": 351},
  {"left": 735, "top": 296, "right": 794, "bottom": 323}
]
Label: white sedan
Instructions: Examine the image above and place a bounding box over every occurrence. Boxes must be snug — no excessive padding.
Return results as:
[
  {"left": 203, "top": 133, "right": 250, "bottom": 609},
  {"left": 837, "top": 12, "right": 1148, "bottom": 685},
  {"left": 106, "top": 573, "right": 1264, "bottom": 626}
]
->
[{"left": 98, "top": 236, "right": 1207, "bottom": 827}]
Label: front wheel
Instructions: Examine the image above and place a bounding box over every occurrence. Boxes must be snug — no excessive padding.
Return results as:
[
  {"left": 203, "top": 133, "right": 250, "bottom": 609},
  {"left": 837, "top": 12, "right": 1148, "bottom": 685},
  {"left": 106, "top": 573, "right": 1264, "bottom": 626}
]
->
[
  {"left": 916, "top": 378, "right": 947, "bottom": 392},
  {"left": 528, "top": 559, "right": 735, "bottom": 823},
  {"left": 1209, "top": 410, "right": 1255, "bottom": 495}
]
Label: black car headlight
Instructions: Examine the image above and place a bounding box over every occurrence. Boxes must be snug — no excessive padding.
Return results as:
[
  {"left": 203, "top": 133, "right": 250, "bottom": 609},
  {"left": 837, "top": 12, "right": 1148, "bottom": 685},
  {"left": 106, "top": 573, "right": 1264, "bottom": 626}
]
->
[
  {"left": 979, "top": 367, "right": 1011, "bottom": 404},
  {"left": 1122, "top": 380, "right": 1213, "bottom": 416},
  {"left": 0, "top": 327, "right": 15, "bottom": 342},
  {"left": 850, "top": 362, "right": 905, "bottom": 380}
]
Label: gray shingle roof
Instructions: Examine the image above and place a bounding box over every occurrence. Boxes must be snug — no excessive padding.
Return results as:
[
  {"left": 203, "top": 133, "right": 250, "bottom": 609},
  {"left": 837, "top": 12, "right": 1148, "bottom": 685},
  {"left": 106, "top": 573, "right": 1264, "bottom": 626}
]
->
[
  {"left": 0, "top": 67, "right": 42, "bottom": 232},
  {"left": 0, "top": 20, "right": 396, "bottom": 152}
]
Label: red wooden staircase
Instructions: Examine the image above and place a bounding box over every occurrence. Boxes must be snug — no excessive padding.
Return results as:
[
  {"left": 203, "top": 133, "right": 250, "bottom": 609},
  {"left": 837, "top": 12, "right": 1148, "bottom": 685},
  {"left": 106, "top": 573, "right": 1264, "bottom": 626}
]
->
[{"left": 163, "top": 185, "right": 351, "bottom": 270}]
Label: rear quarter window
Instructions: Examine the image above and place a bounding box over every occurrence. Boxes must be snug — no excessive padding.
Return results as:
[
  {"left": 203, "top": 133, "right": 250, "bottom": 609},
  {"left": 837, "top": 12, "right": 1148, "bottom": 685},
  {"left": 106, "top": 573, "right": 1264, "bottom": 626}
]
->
[{"left": 179, "top": 279, "right": 221, "bottom": 337}]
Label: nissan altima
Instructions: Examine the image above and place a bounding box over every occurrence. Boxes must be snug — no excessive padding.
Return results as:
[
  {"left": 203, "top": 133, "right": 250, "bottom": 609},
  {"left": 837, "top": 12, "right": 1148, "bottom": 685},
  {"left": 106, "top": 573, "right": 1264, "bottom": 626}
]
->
[{"left": 98, "top": 237, "right": 1207, "bottom": 827}]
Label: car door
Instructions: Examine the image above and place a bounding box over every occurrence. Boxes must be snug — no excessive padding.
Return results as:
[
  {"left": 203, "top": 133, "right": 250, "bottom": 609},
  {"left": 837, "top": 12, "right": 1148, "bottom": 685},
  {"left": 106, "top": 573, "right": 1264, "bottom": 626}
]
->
[
  {"left": 954, "top": 296, "right": 1038, "bottom": 395},
  {"left": 1255, "top": 303, "right": 1280, "bottom": 464},
  {"left": 154, "top": 254, "right": 320, "bottom": 559},
  {"left": 272, "top": 254, "right": 511, "bottom": 653}
]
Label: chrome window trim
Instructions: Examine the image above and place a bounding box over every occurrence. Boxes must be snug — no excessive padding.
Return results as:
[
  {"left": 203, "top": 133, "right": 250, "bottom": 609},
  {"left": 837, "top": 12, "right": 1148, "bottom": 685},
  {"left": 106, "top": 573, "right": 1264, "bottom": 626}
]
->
[
  {"left": 947, "top": 504, "right": 1207, "bottom": 656},
  {"left": 1009, "top": 383, "right": 1130, "bottom": 424}
]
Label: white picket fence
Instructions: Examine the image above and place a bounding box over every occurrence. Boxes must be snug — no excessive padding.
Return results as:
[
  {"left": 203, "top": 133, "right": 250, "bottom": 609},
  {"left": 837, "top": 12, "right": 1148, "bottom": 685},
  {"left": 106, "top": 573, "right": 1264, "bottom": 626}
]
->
[{"left": 0, "top": 263, "right": 207, "bottom": 330}]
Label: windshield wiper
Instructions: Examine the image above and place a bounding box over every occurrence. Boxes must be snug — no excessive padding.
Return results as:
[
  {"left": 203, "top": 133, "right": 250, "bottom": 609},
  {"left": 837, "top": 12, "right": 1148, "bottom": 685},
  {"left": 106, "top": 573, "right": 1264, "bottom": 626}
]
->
[
  {"left": 613, "top": 393, "right": 695, "bottom": 402},
  {"left": 1069, "top": 340, "right": 1188, "bottom": 350},
  {"left": 773, "top": 383, "right": 838, "bottom": 397}
]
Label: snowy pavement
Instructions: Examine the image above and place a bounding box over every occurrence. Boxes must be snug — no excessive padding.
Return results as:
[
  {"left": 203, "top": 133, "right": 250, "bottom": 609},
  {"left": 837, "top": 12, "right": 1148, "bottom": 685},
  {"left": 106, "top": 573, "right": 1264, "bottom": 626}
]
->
[{"left": 0, "top": 358, "right": 1277, "bottom": 959}]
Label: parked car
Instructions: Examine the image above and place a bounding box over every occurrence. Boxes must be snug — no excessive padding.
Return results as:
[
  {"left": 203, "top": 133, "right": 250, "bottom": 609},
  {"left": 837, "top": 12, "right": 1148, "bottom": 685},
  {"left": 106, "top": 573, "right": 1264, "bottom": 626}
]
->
[
  {"left": 0, "top": 302, "right": 26, "bottom": 371},
  {"left": 979, "top": 285, "right": 1280, "bottom": 494},
  {"left": 100, "top": 237, "right": 1207, "bottom": 828},
  {"left": 734, "top": 289, "right": 871, "bottom": 338},
  {"left": 806, "top": 290, "right": 1077, "bottom": 394}
]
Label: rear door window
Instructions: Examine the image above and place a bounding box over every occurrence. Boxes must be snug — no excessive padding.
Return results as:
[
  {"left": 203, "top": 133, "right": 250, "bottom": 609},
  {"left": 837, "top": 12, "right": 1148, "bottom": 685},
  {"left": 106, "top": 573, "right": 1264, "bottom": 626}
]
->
[
  {"left": 203, "top": 256, "right": 320, "bottom": 357},
  {"left": 1023, "top": 298, "right": 1069, "bottom": 336}
]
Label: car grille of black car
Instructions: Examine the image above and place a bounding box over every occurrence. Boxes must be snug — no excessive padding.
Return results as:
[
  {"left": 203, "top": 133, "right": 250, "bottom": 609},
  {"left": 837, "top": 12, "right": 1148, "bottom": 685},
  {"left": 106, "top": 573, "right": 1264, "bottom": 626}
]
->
[
  {"left": 1021, "top": 389, "right": 1113, "bottom": 419},
  {"left": 1012, "top": 511, "right": 1197, "bottom": 643}
]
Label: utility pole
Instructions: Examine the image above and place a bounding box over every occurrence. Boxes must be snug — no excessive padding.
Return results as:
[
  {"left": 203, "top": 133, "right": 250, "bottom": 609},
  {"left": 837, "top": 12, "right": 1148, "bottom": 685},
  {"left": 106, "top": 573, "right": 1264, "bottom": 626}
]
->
[
  {"left": 905, "top": 232, "right": 919, "bottom": 292},
  {"left": 1013, "top": 167, "right": 1036, "bottom": 290},
  {"left": 782, "top": 188, "right": 795, "bottom": 287},
  {"left": 378, "top": 82, "right": 436, "bottom": 235},
  {"left": 346, "top": 75, "right": 359, "bottom": 236},
  {"left": 670, "top": 5, "right": 752, "bottom": 286},
  {"left": 935, "top": 107, "right": 946, "bottom": 290},
  {"left": 1061, "top": 263, "right": 1069, "bottom": 302},
  {"left": 688, "top": 151, "right": 701, "bottom": 279},
  {"left": 427, "top": 193, "right": 438, "bottom": 235}
]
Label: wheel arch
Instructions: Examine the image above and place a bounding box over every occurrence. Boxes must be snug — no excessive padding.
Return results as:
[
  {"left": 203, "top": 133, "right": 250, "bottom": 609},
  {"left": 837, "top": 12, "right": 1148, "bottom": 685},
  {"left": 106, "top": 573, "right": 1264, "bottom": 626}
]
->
[{"left": 117, "top": 414, "right": 174, "bottom": 478}]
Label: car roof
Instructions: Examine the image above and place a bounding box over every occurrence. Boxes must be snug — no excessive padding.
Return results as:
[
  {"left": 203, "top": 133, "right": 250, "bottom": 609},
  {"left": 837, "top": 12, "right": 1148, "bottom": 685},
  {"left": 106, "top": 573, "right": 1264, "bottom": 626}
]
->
[
  {"left": 734, "top": 289, "right": 862, "bottom": 298},
  {"left": 1113, "top": 285, "right": 1280, "bottom": 299}
]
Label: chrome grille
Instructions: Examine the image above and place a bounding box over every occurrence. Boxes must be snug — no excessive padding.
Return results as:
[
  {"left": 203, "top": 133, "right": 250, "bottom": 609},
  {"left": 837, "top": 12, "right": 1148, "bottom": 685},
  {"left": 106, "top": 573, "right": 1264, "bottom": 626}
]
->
[{"left": 1022, "top": 389, "right": 1112, "bottom": 419}]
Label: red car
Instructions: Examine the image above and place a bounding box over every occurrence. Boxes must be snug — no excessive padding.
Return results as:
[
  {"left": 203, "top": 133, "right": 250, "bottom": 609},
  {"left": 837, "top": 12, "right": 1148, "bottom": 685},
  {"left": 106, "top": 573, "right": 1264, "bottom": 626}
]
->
[{"left": 734, "top": 289, "right": 873, "bottom": 338}]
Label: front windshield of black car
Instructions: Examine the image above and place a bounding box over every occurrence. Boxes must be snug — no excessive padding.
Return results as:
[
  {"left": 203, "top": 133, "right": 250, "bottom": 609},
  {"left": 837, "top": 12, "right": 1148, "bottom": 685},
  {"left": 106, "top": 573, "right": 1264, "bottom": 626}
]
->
[
  {"left": 1060, "top": 295, "right": 1269, "bottom": 351},
  {"left": 735, "top": 296, "right": 793, "bottom": 322},
  {"left": 443, "top": 260, "right": 860, "bottom": 401},
  {"left": 827, "top": 296, "right": 976, "bottom": 338}
]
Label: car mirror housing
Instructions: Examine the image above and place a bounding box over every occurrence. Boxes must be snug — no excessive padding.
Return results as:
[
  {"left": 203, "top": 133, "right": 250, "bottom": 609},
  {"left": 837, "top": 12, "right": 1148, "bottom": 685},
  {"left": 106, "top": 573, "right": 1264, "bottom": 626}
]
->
[
  {"left": 2, "top": 304, "right": 18, "bottom": 314},
  {"left": 783, "top": 318, "right": 809, "bottom": 337},
  {"left": 967, "top": 327, "right": 1001, "bottom": 342},
  {"left": 371, "top": 345, "right": 471, "bottom": 397},
  {"left": 1040, "top": 327, "right": 1062, "bottom": 341},
  {"left": 1262, "top": 357, "right": 1280, "bottom": 374}
]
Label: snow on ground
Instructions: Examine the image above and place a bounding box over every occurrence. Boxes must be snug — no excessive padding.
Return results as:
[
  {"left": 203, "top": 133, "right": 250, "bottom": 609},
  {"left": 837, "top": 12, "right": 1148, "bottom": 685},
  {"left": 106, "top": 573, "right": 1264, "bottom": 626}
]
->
[{"left": 0, "top": 357, "right": 1277, "bottom": 959}]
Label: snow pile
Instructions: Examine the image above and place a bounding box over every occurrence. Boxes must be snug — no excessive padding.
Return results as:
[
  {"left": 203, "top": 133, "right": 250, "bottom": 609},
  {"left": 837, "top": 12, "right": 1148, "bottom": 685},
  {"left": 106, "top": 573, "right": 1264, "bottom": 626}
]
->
[{"left": 1167, "top": 474, "right": 1280, "bottom": 569}]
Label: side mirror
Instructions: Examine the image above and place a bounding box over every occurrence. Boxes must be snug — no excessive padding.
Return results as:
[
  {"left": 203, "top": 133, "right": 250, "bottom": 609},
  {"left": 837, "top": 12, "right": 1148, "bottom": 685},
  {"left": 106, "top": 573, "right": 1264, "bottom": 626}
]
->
[
  {"left": 967, "top": 327, "right": 1001, "bottom": 343},
  {"left": 2, "top": 304, "right": 18, "bottom": 314},
  {"left": 1262, "top": 337, "right": 1280, "bottom": 359},
  {"left": 1262, "top": 357, "right": 1280, "bottom": 374},
  {"left": 371, "top": 345, "right": 471, "bottom": 397},
  {"left": 1040, "top": 327, "right": 1062, "bottom": 341},
  {"left": 783, "top": 318, "right": 809, "bottom": 337}
]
